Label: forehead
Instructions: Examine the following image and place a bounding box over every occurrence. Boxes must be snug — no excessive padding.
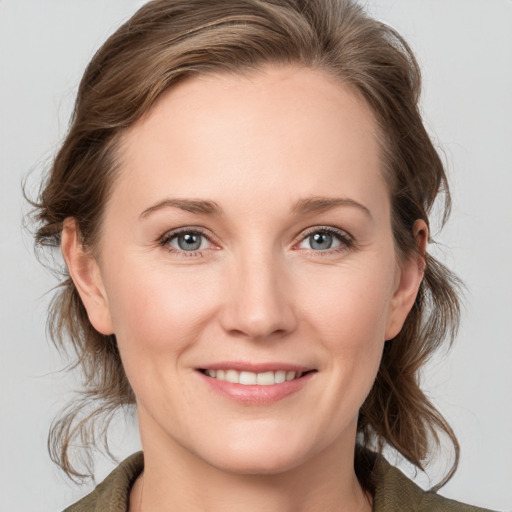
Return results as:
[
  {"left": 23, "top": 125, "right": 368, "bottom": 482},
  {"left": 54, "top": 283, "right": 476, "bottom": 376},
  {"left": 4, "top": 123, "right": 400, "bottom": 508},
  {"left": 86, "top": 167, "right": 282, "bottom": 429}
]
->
[{"left": 113, "top": 64, "right": 387, "bottom": 219}]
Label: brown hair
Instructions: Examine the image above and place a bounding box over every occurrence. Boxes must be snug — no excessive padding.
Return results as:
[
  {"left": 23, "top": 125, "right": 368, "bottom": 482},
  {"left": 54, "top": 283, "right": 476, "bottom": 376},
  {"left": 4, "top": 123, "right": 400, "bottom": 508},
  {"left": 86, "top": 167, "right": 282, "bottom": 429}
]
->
[{"left": 32, "top": 0, "right": 461, "bottom": 492}]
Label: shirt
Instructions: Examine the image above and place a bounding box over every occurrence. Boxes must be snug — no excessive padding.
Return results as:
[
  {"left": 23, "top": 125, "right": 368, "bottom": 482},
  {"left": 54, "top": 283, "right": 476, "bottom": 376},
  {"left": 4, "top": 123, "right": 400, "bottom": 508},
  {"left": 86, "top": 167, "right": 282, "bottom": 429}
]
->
[{"left": 63, "top": 451, "right": 495, "bottom": 511}]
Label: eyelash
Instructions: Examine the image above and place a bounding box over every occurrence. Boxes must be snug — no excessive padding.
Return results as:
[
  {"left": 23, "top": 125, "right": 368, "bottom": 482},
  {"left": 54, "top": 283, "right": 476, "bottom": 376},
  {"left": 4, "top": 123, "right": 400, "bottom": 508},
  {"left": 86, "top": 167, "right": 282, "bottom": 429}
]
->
[
  {"left": 158, "top": 226, "right": 355, "bottom": 258},
  {"left": 296, "top": 226, "right": 355, "bottom": 256},
  {"left": 159, "top": 227, "right": 214, "bottom": 258}
]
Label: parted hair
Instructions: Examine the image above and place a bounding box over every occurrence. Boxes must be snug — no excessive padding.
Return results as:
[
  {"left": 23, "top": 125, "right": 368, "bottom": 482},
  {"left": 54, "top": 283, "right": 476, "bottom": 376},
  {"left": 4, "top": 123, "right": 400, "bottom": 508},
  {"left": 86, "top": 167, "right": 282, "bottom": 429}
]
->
[{"left": 32, "top": 0, "right": 461, "bottom": 492}]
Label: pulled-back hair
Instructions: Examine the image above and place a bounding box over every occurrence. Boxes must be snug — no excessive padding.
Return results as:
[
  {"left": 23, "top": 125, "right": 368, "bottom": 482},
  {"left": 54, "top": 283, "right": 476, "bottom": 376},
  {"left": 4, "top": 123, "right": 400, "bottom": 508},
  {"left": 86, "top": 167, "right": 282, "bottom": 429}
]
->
[{"left": 32, "top": 0, "right": 461, "bottom": 492}]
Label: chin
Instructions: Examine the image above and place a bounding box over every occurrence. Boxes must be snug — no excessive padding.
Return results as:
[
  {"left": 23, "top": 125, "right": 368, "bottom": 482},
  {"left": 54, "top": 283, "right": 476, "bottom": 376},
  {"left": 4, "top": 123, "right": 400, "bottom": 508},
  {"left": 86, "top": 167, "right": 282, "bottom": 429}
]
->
[
  {"left": 194, "top": 428, "right": 318, "bottom": 476},
  {"left": 209, "top": 449, "right": 308, "bottom": 476}
]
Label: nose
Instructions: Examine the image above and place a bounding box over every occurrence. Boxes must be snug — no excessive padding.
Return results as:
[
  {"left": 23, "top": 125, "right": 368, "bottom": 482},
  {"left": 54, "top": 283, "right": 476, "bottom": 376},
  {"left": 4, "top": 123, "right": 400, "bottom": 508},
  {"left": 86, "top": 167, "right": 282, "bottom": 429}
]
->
[{"left": 219, "top": 249, "right": 298, "bottom": 341}]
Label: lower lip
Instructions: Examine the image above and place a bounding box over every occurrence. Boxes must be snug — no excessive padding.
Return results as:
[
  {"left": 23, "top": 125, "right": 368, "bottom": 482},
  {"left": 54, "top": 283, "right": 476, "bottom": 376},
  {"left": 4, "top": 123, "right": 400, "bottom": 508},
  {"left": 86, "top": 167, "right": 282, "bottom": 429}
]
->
[{"left": 197, "top": 371, "right": 315, "bottom": 405}]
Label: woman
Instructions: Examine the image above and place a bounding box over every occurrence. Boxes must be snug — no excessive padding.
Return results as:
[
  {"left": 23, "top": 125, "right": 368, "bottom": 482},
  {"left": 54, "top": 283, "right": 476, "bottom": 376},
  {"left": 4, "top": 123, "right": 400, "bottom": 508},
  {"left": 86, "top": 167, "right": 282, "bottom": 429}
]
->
[{"left": 31, "top": 0, "right": 496, "bottom": 510}]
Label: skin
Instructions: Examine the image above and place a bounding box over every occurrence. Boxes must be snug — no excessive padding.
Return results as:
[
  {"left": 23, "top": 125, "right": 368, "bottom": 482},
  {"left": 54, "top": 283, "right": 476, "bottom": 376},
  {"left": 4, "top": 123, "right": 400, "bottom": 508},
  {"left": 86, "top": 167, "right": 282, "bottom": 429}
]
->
[{"left": 62, "top": 64, "right": 426, "bottom": 512}]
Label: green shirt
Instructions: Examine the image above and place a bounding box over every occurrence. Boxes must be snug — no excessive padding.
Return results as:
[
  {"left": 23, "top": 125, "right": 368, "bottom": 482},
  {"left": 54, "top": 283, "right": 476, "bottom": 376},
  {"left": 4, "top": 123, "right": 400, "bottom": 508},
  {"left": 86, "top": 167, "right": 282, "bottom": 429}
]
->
[{"left": 64, "top": 452, "right": 495, "bottom": 511}]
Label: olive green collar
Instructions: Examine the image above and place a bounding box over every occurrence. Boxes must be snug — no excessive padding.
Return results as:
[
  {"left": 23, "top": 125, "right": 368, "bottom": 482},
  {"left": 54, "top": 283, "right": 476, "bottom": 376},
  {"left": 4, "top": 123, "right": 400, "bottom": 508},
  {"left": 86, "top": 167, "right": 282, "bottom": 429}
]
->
[{"left": 64, "top": 451, "right": 493, "bottom": 512}]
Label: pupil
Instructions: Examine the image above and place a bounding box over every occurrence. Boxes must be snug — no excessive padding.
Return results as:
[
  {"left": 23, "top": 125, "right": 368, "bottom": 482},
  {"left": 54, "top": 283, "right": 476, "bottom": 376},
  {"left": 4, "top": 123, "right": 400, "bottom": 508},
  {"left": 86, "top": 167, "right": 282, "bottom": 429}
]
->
[
  {"left": 178, "top": 233, "right": 201, "bottom": 251},
  {"left": 311, "top": 232, "right": 332, "bottom": 250}
]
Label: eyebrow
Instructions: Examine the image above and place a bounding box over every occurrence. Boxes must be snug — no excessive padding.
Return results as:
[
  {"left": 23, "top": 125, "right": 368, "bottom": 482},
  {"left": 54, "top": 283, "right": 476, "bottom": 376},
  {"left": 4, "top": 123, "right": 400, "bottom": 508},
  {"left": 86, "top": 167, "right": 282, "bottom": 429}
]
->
[
  {"left": 292, "top": 196, "right": 372, "bottom": 219},
  {"left": 139, "top": 195, "right": 372, "bottom": 220},
  {"left": 139, "top": 198, "right": 223, "bottom": 218}
]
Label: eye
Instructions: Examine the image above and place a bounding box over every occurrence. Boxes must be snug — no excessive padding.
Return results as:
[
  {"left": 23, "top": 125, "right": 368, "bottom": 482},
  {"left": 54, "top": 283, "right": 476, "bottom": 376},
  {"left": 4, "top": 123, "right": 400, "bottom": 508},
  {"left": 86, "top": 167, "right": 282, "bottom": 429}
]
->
[
  {"left": 302, "top": 231, "right": 340, "bottom": 251},
  {"left": 297, "top": 227, "right": 353, "bottom": 252},
  {"left": 162, "top": 229, "right": 212, "bottom": 253},
  {"left": 172, "top": 232, "right": 207, "bottom": 251}
]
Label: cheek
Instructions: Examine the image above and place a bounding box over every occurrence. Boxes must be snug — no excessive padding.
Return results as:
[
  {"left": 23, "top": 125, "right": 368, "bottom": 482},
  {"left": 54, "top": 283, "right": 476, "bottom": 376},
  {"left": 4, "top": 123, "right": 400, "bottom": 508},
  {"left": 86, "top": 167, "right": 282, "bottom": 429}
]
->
[
  {"left": 297, "top": 255, "right": 396, "bottom": 397},
  {"left": 317, "top": 285, "right": 389, "bottom": 388},
  {"left": 102, "top": 259, "right": 221, "bottom": 359},
  {"left": 299, "top": 262, "right": 395, "bottom": 347}
]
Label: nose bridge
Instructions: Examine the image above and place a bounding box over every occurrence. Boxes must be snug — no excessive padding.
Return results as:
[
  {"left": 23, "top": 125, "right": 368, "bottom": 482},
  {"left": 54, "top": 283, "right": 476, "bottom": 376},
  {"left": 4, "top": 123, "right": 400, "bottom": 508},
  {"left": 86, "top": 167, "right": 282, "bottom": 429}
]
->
[{"left": 221, "top": 243, "right": 296, "bottom": 340}]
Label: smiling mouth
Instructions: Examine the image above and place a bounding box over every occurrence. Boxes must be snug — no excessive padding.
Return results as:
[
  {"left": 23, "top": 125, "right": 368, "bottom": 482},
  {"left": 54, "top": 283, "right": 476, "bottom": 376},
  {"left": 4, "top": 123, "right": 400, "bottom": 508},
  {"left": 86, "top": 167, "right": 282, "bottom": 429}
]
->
[{"left": 198, "top": 369, "right": 314, "bottom": 386}]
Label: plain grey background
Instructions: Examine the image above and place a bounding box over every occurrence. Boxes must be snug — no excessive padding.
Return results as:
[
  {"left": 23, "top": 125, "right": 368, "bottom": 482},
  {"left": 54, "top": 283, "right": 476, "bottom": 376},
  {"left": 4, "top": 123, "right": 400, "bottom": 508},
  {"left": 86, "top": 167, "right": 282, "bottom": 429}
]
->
[{"left": 1, "top": 1, "right": 511, "bottom": 510}]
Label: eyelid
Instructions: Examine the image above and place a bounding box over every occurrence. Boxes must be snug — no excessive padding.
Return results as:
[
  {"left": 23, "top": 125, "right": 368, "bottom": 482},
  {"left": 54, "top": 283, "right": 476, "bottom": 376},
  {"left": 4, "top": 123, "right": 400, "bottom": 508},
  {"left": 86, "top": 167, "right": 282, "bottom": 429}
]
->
[
  {"left": 159, "top": 226, "right": 219, "bottom": 255},
  {"left": 298, "top": 225, "right": 353, "bottom": 240},
  {"left": 293, "top": 225, "right": 355, "bottom": 252},
  {"left": 300, "top": 225, "right": 352, "bottom": 238},
  {"left": 158, "top": 225, "right": 355, "bottom": 256}
]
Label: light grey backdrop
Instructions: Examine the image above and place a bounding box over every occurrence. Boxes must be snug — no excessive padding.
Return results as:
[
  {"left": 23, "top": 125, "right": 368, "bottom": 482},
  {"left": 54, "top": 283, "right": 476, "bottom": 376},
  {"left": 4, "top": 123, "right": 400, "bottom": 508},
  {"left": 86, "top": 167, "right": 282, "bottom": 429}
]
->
[{"left": 1, "top": 1, "right": 510, "bottom": 510}]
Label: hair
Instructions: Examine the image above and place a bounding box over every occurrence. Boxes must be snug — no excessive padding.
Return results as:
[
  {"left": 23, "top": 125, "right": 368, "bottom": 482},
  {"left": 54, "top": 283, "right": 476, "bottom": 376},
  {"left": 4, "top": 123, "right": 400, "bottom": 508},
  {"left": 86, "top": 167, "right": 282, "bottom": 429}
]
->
[{"left": 31, "top": 0, "right": 461, "bottom": 494}]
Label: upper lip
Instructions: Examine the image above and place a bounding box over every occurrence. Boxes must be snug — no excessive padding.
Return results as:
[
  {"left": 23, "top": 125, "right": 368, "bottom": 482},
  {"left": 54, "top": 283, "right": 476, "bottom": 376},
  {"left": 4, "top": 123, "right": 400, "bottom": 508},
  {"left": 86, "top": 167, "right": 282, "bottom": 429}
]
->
[{"left": 197, "top": 361, "right": 315, "bottom": 373}]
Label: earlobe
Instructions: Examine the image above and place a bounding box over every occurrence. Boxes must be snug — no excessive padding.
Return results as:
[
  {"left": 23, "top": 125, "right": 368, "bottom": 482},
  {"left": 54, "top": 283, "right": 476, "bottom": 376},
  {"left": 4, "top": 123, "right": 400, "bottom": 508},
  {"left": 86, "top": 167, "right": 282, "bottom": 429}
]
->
[
  {"left": 385, "top": 220, "right": 428, "bottom": 340},
  {"left": 60, "top": 218, "right": 114, "bottom": 335}
]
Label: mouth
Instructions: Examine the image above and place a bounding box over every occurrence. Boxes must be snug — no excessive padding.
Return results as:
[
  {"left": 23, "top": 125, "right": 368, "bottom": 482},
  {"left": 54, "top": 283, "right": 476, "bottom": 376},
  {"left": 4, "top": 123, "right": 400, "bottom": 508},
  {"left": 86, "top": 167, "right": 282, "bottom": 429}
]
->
[
  {"left": 198, "top": 368, "right": 315, "bottom": 386},
  {"left": 196, "top": 364, "right": 316, "bottom": 404}
]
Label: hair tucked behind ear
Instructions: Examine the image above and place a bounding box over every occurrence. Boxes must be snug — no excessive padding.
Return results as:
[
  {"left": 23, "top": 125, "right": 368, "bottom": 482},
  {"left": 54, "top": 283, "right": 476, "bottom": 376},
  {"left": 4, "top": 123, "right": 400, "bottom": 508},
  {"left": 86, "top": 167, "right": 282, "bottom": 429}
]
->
[
  {"left": 358, "top": 253, "right": 461, "bottom": 493},
  {"left": 31, "top": 0, "right": 462, "bottom": 490}
]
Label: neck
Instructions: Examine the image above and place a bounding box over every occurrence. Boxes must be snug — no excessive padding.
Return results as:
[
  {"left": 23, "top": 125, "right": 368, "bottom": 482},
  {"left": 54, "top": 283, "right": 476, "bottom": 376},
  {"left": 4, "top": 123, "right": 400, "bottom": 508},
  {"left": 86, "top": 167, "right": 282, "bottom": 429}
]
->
[{"left": 131, "top": 424, "right": 372, "bottom": 512}]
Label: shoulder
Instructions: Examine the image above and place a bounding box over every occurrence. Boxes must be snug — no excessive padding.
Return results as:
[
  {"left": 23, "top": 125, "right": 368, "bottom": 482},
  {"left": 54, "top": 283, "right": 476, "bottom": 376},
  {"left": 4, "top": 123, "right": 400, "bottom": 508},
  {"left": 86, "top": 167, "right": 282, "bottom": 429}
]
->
[
  {"left": 63, "top": 452, "right": 144, "bottom": 512},
  {"left": 61, "top": 450, "right": 496, "bottom": 512},
  {"left": 373, "top": 455, "right": 496, "bottom": 512}
]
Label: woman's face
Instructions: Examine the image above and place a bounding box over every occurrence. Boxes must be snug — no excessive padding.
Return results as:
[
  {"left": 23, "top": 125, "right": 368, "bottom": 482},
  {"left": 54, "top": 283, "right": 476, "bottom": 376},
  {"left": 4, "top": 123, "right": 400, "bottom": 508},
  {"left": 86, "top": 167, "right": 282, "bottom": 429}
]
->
[{"left": 69, "top": 65, "right": 423, "bottom": 475}]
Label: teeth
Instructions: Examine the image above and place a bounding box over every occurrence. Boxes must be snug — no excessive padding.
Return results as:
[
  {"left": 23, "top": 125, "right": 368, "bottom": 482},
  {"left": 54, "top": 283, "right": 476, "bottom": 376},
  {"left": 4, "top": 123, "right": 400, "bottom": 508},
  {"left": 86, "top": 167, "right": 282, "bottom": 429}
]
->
[
  {"left": 225, "top": 369, "right": 239, "bottom": 383},
  {"left": 275, "top": 370, "right": 286, "bottom": 383},
  {"left": 239, "top": 371, "right": 257, "bottom": 385},
  {"left": 256, "top": 371, "right": 274, "bottom": 385},
  {"left": 203, "top": 369, "right": 305, "bottom": 385}
]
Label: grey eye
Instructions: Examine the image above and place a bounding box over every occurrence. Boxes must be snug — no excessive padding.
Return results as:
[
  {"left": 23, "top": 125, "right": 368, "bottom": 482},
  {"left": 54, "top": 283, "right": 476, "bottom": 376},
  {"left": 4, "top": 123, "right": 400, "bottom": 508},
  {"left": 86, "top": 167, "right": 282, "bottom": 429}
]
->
[
  {"left": 310, "top": 232, "right": 334, "bottom": 250},
  {"left": 171, "top": 232, "right": 207, "bottom": 251},
  {"left": 298, "top": 230, "right": 342, "bottom": 251}
]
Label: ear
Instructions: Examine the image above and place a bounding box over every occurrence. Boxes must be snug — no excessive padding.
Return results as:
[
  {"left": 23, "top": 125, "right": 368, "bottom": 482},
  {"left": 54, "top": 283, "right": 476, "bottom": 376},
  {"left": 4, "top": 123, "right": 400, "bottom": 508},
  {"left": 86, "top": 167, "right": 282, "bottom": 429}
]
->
[
  {"left": 385, "top": 219, "right": 427, "bottom": 341},
  {"left": 61, "top": 218, "right": 114, "bottom": 335}
]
